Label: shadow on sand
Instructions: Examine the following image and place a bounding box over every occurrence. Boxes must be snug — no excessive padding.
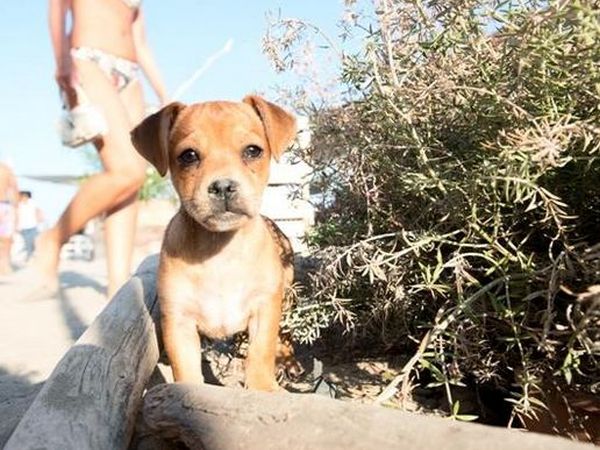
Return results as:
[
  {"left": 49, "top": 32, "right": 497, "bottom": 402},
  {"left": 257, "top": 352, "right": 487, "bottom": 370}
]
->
[{"left": 0, "top": 367, "right": 42, "bottom": 447}]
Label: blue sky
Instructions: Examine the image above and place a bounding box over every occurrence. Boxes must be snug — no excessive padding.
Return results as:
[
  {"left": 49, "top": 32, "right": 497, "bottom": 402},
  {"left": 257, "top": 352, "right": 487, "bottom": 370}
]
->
[{"left": 0, "top": 1, "right": 348, "bottom": 222}]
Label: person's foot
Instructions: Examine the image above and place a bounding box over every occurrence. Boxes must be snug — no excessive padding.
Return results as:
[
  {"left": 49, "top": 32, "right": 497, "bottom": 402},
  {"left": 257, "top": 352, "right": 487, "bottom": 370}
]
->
[
  {"left": 0, "top": 229, "right": 63, "bottom": 299},
  {"left": 31, "top": 229, "right": 61, "bottom": 282},
  {"left": 0, "top": 256, "right": 12, "bottom": 276},
  {"left": 0, "top": 265, "right": 60, "bottom": 301},
  {"left": 0, "top": 239, "right": 13, "bottom": 276},
  {"left": 0, "top": 231, "right": 62, "bottom": 300}
]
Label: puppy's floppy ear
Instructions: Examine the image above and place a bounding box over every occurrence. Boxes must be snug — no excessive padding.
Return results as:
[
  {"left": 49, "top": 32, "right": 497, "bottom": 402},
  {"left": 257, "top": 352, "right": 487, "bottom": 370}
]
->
[
  {"left": 243, "top": 95, "right": 297, "bottom": 161},
  {"left": 131, "top": 102, "right": 185, "bottom": 176}
]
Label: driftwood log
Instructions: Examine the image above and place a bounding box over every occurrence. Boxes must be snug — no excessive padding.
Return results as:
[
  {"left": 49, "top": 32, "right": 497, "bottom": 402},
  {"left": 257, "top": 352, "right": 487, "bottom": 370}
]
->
[
  {"left": 142, "top": 383, "right": 594, "bottom": 450},
  {"left": 5, "top": 256, "right": 161, "bottom": 450}
]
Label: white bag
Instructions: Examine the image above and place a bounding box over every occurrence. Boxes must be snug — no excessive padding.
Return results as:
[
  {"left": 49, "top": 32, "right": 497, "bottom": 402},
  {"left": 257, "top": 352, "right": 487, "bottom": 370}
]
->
[{"left": 58, "top": 84, "right": 108, "bottom": 148}]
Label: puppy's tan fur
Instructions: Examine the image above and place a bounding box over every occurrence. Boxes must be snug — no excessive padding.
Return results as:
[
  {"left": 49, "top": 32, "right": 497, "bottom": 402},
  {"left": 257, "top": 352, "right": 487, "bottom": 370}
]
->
[{"left": 132, "top": 96, "right": 296, "bottom": 391}]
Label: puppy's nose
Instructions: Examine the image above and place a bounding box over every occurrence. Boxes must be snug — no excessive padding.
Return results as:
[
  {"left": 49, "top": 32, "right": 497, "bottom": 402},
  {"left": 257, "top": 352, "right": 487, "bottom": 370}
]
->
[{"left": 207, "top": 178, "right": 239, "bottom": 200}]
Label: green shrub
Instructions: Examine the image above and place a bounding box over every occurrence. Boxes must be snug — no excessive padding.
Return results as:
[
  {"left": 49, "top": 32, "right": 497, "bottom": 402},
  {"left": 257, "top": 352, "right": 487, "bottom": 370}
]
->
[{"left": 266, "top": 0, "right": 600, "bottom": 422}]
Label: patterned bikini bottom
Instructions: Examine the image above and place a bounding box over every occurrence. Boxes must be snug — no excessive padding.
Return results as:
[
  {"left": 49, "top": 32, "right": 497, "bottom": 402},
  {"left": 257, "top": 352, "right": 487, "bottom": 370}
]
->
[{"left": 71, "top": 46, "right": 140, "bottom": 91}]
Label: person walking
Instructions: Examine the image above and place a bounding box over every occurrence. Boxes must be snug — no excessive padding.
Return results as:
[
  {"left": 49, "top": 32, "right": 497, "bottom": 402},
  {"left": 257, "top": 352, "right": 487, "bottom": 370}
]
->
[
  {"left": 17, "top": 191, "right": 44, "bottom": 260},
  {"left": 31, "top": 0, "right": 169, "bottom": 297}
]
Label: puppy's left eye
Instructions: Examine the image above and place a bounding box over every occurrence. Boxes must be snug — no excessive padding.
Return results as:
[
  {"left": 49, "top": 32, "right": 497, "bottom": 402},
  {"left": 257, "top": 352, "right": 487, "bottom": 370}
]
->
[
  {"left": 177, "top": 149, "right": 200, "bottom": 166},
  {"left": 243, "top": 145, "right": 263, "bottom": 160}
]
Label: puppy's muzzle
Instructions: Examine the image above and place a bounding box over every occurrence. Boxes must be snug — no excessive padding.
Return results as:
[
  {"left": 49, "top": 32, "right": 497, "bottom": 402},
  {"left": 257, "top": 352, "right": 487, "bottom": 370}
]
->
[
  {"left": 208, "top": 178, "right": 239, "bottom": 202},
  {"left": 207, "top": 178, "right": 242, "bottom": 214}
]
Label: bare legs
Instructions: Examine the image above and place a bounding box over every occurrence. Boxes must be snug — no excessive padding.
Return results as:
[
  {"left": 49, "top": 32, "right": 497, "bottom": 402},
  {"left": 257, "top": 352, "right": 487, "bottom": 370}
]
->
[
  {"left": 34, "top": 58, "right": 146, "bottom": 297},
  {"left": 103, "top": 73, "right": 146, "bottom": 296},
  {"left": 0, "top": 237, "right": 12, "bottom": 275},
  {"left": 33, "top": 169, "right": 144, "bottom": 292},
  {"left": 103, "top": 194, "right": 139, "bottom": 296}
]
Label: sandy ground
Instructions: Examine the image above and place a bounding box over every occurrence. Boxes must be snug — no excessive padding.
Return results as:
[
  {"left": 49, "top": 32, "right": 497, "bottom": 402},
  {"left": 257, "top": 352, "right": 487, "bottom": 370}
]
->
[{"left": 0, "top": 231, "right": 162, "bottom": 446}]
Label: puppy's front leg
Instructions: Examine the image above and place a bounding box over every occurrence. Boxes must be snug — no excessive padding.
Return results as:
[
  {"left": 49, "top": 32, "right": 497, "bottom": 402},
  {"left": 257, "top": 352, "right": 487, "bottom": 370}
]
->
[
  {"left": 162, "top": 312, "right": 203, "bottom": 383},
  {"left": 246, "top": 293, "right": 282, "bottom": 391}
]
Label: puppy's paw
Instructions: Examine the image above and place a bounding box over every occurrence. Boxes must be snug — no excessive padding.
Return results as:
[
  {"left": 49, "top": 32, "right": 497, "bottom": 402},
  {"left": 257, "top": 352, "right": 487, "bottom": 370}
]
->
[
  {"left": 245, "top": 376, "right": 282, "bottom": 392},
  {"left": 277, "top": 356, "right": 305, "bottom": 380}
]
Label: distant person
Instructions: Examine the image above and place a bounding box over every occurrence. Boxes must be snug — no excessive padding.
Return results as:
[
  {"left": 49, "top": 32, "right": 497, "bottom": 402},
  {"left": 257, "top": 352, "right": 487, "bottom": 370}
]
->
[
  {"left": 17, "top": 191, "right": 44, "bottom": 260},
  {"left": 30, "top": 0, "right": 169, "bottom": 296},
  {"left": 0, "top": 162, "right": 18, "bottom": 275}
]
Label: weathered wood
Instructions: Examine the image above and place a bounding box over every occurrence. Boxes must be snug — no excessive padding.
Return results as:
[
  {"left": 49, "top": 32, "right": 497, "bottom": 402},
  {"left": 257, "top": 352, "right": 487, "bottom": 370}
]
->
[
  {"left": 263, "top": 153, "right": 314, "bottom": 254},
  {"left": 142, "top": 383, "right": 594, "bottom": 450},
  {"left": 5, "top": 255, "right": 161, "bottom": 450}
]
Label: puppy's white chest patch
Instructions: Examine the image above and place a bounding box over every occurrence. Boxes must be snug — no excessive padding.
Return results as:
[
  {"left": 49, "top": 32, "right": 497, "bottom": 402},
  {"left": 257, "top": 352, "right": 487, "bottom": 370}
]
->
[{"left": 193, "top": 286, "right": 250, "bottom": 338}]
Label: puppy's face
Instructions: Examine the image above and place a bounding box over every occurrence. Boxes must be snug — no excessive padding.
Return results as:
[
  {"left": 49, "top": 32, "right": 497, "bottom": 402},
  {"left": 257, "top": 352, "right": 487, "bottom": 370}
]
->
[{"left": 132, "top": 96, "right": 297, "bottom": 232}]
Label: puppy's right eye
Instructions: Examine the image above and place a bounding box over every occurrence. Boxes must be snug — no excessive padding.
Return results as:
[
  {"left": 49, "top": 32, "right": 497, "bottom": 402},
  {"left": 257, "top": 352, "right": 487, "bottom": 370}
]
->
[{"left": 177, "top": 149, "right": 200, "bottom": 166}]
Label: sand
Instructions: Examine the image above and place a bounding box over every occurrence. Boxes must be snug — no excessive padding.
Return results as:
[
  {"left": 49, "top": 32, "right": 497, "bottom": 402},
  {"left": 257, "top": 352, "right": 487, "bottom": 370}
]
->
[{"left": 0, "top": 241, "right": 158, "bottom": 445}]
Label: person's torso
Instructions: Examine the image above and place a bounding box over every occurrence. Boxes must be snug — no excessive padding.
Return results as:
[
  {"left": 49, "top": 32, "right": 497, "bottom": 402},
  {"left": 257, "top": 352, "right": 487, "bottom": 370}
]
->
[
  {"left": 70, "top": 0, "right": 140, "bottom": 61},
  {"left": 17, "top": 201, "right": 38, "bottom": 230}
]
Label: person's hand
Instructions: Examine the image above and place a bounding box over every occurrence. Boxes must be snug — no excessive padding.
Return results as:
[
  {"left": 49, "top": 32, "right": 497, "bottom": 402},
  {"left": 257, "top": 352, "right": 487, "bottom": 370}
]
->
[
  {"left": 55, "top": 54, "right": 79, "bottom": 106},
  {"left": 55, "top": 54, "right": 75, "bottom": 88}
]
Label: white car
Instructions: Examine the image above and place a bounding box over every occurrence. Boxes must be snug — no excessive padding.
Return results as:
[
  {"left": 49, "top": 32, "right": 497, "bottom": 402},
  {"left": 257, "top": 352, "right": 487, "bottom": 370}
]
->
[{"left": 61, "top": 233, "right": 95, "bottom": 261}]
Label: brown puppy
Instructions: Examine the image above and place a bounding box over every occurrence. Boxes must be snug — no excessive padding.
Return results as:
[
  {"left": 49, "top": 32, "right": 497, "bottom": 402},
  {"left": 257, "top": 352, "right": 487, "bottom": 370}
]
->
[{"left": 131, "top": 96, "right": 296, "bottom": 391}]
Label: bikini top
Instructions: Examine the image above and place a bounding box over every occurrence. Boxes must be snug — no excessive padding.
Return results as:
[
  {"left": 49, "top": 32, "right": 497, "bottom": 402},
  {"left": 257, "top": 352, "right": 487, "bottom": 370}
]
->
[{"left": 121, "top": 0, "right": 141, "bottom": 9}]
